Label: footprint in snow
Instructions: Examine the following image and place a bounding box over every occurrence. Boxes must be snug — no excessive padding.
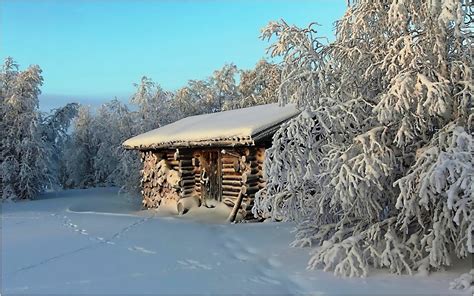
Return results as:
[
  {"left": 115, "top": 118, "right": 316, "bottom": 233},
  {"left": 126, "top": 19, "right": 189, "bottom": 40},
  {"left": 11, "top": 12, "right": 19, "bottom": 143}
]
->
[
  {"left": 177, "top": 259, "right": 212, "bottom": 270},
  {"left": 266, "top": 256, "right": 283, "bottom": 268},
  {"left": 128, "top": 246, "right": 156, "bottom": 254},
  {"left": 232, "top": 252, "right": 250, "bottom": 262},
  {"left": 248, "top": 275, "right": 281, "bottom": 286},
  {"left": 244, "top": 246, "right": 258, "bottom": 255}
]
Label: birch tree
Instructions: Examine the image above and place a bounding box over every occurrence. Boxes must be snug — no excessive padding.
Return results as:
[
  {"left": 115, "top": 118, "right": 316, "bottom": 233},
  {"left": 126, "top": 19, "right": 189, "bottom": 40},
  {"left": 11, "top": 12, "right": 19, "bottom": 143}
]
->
[
  {"left": 0, "top": 58, "right": 50, "bottom": 200},
  {"left": 238, "top": 59, "right": 281, "bottom": 108},
  {"left": 254, "top": 0, "right": 473, "bottom": 277}
]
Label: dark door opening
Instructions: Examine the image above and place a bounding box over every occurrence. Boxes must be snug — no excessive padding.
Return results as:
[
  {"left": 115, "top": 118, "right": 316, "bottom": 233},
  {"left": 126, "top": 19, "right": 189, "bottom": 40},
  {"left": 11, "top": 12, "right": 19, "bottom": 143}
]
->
[{"left": 201, "top": 150, "right": 222, "bottom": 204}]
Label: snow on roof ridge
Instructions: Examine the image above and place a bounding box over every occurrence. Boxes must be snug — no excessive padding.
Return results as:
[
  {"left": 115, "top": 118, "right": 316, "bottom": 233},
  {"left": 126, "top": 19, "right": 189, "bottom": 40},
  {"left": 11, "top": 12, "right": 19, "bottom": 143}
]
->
[{"left": 123, "top": 103, "right": 300, "bottom": 150}]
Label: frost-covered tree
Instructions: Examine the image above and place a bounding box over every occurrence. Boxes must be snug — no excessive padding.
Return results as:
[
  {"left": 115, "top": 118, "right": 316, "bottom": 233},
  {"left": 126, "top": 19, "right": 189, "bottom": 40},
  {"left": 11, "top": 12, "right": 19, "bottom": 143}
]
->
[
  {"left": 65, "top": 105, "right": 98, "bottom": 188},
  {"left": 174, "top": 64, "right": 239, "bottom": 114},
  {"left": 213, "top": 63, "right": 239, "bottom": 111},
  {"left": 238, "top": 59, "right": 281, "bottom": 108},
  {"left": 175, "top": 80, "right": 214, "bottom": 116},
  {"left": 0, "top": 58, "right": 50, "bottom": 200},
  {"left": 42, "top": 103, "right": 79, "bottom": 189},
  {"left": 131, "top": 76, "right": 174, "bottom": 133},
  {"left": 92, "top": 99, "right": 140, "bottom": 190},
  {"left": 254, "top": 0, "right": 473, "bottom": 277}
]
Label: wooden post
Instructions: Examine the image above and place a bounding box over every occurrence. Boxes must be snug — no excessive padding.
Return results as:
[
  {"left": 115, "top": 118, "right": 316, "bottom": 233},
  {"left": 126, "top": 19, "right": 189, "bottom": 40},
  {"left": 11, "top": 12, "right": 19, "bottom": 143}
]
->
[{"left": 227, "top": 190, "right": 244, "bottom": 223}]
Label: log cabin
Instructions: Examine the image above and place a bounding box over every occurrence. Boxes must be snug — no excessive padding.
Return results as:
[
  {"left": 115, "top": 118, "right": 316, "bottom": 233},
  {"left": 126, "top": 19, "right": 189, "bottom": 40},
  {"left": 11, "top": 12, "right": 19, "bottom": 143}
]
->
[{"left": 123, "top": 103, "right": 299, "bottom": 221}]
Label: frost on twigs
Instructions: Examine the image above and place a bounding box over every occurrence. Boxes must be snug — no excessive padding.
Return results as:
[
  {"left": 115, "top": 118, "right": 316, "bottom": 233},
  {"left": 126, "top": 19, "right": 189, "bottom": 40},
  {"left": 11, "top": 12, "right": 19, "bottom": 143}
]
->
[
  {"left": 253, "top": 0, "right": 473, "bottom": 277},
  {"left": 396, "top": 125, "right": 474, "bottom": 267}
]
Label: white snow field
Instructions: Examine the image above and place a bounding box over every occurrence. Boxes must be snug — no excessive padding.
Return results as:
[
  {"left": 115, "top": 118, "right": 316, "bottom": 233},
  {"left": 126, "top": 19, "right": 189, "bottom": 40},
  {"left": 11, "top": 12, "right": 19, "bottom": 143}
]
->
[{"left": 1, "top": 188, "right": 471, "bottom": 295}]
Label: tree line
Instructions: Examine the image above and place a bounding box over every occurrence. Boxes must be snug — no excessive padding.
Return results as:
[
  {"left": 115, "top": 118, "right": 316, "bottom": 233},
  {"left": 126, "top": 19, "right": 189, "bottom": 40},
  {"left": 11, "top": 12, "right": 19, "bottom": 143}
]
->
[{"left": 0, "top": 58, "right": 281, "bottom": 200}]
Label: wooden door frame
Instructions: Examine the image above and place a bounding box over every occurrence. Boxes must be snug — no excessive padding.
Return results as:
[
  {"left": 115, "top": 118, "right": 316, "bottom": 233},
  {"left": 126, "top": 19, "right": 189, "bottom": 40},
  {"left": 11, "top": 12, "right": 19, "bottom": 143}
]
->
[{"left": 200, "top": 149, "right": 222, "bottom": 202}]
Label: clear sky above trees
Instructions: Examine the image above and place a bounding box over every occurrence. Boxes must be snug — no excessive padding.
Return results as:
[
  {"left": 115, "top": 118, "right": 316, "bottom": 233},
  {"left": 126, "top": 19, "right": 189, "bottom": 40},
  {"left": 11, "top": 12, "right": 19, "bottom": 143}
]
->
[{"left": 1, "top": 0, "right": 346, "bottom": 110}]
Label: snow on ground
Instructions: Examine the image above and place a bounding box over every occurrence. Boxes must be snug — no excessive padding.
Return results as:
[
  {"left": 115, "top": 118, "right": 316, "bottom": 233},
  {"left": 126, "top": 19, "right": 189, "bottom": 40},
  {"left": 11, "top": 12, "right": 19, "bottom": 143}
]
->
[{"left": 1, "top": 188, "right": 471, "bottom": 295}]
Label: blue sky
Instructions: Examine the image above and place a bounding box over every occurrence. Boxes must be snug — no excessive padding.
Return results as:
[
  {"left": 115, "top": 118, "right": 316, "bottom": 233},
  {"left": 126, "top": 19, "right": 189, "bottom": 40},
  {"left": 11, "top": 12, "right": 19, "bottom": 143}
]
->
[{"left": 2, "top": 0, "right": 346, "bottom": 110}]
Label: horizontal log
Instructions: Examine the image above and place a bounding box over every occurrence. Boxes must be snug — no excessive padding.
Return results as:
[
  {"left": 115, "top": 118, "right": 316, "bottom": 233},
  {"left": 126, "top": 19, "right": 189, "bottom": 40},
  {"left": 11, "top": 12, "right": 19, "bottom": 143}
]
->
[
  {"left": 166, "top": 160, "right": 179, "bottom": 166},
  {"left": 180, "top": 187, "right": 194, "bottom": 194},
  {"left": 222, "top": 157, "right": 238, "bottom": 164},
  {"left": 222, "top": 180, "right": 241, "bottom": 186},
  {"left": 222, "top": 185, "right": 241, "bottom": 192},
  {"left": 222, "top": 175, "right": 242, "bottom": 180},
  {"left": 180, "top": 179, "right": 195, "bottom": 187},
  {"left": 242, "top": 185, "right": 260, "bottom": 195},
  {"left": 179, "top": 160, "right": 193, "bottom": 167},
  {"left": 222, "top": 190, "right": 240, "bottom": 197},
  {"left": 242, "top": 173, "right": 260, "bottom": 183},
  {"left": 222, "top": 163, "right": 235, "bottom": 169},
  {"left": 178, "top": 170, "right": 195, "bottom": 177},
  {"left": 222, "top": 168, "right": 238, "bottom": 174},
  {"left": 245, "top": 181, "right": 260, "bottom": 188},
  {"left": 179, "top": 165, "right": 194, "bottom": 171}
]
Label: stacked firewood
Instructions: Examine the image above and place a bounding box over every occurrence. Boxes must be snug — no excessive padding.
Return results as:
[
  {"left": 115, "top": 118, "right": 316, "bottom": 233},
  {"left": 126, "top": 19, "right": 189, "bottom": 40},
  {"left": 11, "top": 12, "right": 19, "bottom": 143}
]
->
[{"left": 140, "top": 150, "right": 180, "bottom": 208}]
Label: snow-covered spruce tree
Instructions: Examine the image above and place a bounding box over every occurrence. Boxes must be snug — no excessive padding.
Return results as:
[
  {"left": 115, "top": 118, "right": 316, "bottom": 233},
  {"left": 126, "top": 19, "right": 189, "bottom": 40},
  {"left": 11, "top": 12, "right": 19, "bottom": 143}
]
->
[
  {"left": 254, "top": 1, "right": 473, "bottom": 277},
  {"left": 0, "top": 58, "right": 51, "bottom": 200}
]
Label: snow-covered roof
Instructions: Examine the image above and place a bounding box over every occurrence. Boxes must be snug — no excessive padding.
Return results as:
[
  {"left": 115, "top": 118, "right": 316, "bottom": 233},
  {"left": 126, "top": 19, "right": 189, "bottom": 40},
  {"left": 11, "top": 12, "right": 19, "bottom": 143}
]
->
[{"left": 123, "top": 103, "right": 300, "bottom": 150}]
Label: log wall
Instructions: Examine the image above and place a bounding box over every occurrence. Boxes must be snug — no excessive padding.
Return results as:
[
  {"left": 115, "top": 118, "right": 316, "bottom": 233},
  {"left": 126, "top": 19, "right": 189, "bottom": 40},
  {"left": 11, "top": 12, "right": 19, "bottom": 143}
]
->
[
  {"left": 139, "top": 147, "right": 266, "bottom": 221},
  {"left": 221, "top": 147, "right": 265, "bottom": 220}
]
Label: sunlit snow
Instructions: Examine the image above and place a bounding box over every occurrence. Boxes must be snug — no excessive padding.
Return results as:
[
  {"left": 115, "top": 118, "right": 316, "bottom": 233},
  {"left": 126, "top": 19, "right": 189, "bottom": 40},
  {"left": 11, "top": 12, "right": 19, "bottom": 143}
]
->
[{"left": 1, "top": 188, "right": 470, "bottom": 295}]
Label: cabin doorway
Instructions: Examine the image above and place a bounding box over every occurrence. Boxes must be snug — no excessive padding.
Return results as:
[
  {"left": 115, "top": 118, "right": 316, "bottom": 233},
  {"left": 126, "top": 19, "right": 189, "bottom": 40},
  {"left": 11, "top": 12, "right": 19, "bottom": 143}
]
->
[{"left": 200, "top": 150, "right": 222, "bottom": 205}]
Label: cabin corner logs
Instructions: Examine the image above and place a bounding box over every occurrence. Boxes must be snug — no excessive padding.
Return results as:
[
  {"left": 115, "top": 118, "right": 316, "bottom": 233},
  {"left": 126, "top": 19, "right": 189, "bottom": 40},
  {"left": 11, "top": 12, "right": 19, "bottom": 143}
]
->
[{"left": 140, "top": 147, "right": 265, "bottom": 221}]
